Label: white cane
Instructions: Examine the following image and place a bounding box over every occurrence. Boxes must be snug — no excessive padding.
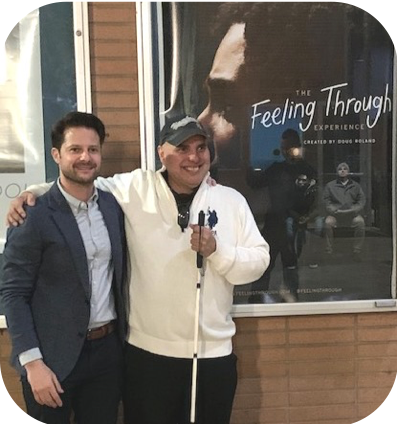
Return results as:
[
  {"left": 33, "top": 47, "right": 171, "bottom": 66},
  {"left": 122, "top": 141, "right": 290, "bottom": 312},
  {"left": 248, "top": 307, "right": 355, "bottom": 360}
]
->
[{"left": 190, "top": 210, "right": 205, "bottom": 423}]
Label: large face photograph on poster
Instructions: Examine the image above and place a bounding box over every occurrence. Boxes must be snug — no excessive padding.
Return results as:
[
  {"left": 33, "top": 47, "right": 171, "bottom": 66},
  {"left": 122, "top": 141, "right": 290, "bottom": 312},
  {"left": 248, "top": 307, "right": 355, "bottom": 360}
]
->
[{"left": 160, "top": 3, "right": 395, "bottom": 304}]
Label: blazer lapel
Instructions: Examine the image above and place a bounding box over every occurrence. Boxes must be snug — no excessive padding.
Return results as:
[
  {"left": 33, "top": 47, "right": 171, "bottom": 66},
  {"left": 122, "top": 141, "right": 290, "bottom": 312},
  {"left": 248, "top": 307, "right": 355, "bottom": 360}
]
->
[{"left": 47, "top": 185, "right": 91, "bottom": 300}]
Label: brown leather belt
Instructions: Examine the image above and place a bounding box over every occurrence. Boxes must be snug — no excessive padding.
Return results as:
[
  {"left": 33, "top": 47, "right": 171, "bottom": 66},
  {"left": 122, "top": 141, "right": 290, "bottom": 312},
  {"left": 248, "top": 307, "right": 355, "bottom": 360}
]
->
[{"left": 86, "top": 321, "right": 116, "bottom": 341}]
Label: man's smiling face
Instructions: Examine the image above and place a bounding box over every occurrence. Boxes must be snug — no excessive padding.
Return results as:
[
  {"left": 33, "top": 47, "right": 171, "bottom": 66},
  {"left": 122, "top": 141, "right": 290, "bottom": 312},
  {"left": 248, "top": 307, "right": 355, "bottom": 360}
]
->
[{"left": 158, "top": 135, "right": 211, "bottom": 194}]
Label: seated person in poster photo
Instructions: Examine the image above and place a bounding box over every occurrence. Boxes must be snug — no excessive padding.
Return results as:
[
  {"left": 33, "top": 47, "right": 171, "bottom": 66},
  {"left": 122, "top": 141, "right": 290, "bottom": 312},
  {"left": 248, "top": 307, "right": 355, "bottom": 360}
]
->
[
  {"left": 0, "top": 112, "right": 127, "bottom": 424},
  {"left": 323, "top": 162, "right": 366, "bottom": 259}
]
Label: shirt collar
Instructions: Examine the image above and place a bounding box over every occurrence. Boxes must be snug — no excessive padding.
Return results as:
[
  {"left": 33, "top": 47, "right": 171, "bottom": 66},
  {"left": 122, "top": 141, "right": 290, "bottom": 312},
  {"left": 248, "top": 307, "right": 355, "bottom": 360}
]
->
[{"left": 57, "top": 179, "right": 98, "bottom": 213}]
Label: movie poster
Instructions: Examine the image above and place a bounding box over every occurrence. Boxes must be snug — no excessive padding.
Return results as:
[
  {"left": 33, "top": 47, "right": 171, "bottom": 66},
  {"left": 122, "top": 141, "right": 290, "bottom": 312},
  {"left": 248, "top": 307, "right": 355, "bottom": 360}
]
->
[{"left": 159, "top": 2, "right": 395, "bottom": 304}]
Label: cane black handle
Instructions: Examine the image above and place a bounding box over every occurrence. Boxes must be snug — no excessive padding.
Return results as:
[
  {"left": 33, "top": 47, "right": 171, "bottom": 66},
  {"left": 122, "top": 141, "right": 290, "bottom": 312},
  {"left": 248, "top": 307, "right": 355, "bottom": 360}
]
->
[{"left": 196, "top": 211, "right": 205, "bottom": 269}]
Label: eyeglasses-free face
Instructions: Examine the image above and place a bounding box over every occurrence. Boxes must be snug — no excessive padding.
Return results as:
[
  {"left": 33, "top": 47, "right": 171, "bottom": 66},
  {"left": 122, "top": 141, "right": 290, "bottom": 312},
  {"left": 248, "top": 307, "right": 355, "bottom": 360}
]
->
[{"left": 157, "top": 136, "right": 211, "bottom": 195}]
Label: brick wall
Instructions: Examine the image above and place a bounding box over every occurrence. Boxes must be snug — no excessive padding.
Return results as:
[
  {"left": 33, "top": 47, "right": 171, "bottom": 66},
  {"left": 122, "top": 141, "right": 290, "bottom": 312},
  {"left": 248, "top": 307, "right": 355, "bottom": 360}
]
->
[
  {"left": 232, "top": 313, "right": 397, "bottom": 424},
  {"left": 2, "top": 313, "right": 396, "bottom": 423},
  {"left": 89, "top": 2, "right": 141, "bottom": 176}
]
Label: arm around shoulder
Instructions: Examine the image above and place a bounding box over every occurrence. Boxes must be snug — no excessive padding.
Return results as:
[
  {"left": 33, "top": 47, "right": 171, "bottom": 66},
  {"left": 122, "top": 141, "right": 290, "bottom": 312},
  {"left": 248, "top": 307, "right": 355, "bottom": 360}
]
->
[
  {"left": 95, "top": 170, "right": 142, "bottom": 204},
  {"left": 6, "top": 183, "right": 52, "bottom": 227}
]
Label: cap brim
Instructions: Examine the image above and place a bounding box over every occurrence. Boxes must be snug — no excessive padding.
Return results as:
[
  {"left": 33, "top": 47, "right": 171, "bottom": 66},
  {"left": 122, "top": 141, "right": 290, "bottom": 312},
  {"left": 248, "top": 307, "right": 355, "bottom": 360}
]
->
[{"left": 162, "top": 127, "right": 208, "bottom": 146}]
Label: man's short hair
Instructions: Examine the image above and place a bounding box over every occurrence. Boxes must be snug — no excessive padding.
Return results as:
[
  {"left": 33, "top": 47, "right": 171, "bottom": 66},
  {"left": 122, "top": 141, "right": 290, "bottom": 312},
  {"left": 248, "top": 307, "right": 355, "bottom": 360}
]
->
[{"left": 51, "top": 111, "right": 106, "bottom": 150}]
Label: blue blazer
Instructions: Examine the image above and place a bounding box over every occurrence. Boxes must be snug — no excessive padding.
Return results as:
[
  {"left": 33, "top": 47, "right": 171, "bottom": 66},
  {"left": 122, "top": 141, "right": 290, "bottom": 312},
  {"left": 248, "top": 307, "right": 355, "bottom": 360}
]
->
[{"left": 1, "top": 184, "right": 127, "bottom": 381}]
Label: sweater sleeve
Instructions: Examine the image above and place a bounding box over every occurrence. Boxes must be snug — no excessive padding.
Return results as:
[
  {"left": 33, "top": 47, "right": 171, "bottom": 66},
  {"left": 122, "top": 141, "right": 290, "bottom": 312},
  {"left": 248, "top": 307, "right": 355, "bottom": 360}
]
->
[
  {"left": 95, "top": 172, "right": 136, "bottom": 204},
  {"left": 207, "top": 198, "right": 270, "bottom": 285},
  {"left": 26, "top": 172, "right": 136, "bottom": 205},
  {"left": 25, "top": 182, "right": 53, "bottom": 196}
]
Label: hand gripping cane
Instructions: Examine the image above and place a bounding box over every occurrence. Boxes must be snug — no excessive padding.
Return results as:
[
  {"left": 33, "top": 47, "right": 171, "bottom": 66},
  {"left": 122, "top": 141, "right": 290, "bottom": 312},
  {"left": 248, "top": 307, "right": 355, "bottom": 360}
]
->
[{"left": 190, "top": 210, "right": 205, "bottom": 423}]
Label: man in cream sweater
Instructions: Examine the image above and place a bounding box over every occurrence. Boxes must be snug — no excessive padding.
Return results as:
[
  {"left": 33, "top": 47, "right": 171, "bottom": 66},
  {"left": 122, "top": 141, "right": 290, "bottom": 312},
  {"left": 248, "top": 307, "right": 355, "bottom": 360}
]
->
[{"left": 7, "top": 115, "right": 270, "bottom": 424}]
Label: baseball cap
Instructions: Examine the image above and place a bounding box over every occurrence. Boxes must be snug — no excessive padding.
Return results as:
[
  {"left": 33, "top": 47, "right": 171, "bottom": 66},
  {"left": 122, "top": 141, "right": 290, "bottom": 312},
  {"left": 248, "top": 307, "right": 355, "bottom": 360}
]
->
[{"left": 159, "top": 116, "right": 208, "bottom": 147}]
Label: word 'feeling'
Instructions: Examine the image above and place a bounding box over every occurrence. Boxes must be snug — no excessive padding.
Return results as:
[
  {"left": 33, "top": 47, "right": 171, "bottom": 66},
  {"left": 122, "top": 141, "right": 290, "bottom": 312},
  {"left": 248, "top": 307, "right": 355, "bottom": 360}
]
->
[{"left": 251, "top": 82, "right": 392, "bottom": 132}]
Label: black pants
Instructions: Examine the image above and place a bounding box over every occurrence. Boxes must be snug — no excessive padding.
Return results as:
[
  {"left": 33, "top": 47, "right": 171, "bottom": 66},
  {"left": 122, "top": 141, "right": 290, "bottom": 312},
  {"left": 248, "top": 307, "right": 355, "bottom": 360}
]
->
[
  {"left": 252, "top": 219, "right": 299, "bottom": 293},
  {"left": 21, "top": 332, "right": 123, "bottom": 424},
  {"left": 123, "top": 344, "right": 238, "bottom": 424}
]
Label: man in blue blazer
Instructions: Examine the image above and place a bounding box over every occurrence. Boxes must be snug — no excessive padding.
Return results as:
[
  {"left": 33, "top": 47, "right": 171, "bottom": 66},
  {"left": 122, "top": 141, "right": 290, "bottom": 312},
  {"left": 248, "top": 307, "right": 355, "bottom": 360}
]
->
[{"left": 0, "top": 112, "right": 126, "bottom": 424}]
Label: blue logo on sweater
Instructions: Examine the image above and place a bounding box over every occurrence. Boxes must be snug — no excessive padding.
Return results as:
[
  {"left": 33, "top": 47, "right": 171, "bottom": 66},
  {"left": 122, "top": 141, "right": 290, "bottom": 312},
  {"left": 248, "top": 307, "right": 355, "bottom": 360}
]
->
[{"left": 207, "top": 209, "right": 218, "bottom": 230}]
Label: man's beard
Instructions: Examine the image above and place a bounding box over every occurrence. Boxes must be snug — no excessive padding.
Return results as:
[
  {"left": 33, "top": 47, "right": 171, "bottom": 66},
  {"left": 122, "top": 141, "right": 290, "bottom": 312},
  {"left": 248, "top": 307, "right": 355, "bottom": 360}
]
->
[{"left": 62, "top": 166, "right": 99, "bottom": 185}]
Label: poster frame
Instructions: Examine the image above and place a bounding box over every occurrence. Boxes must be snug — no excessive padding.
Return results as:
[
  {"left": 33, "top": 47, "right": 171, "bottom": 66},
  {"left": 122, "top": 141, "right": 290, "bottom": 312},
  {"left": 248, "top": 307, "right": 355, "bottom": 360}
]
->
[{"left": 136, "top": 1, "right": 397, "bottom": 317}]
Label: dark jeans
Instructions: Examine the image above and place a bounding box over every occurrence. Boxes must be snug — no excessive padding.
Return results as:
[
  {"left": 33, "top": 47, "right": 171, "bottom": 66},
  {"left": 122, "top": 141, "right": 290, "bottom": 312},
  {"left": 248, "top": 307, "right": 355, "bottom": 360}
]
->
[
  {"left": 21, "top": 332, "right": 123, "bottom": 424},
  {"left": 123, "top": 344, "right": 238, "bottom": 424}
]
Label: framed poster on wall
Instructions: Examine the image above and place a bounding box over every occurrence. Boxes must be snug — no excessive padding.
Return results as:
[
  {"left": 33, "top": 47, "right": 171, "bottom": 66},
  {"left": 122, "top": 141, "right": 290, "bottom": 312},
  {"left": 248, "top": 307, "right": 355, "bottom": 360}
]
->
[{"left": 137, "top": 2, "right": 396, "bottom": 315}]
